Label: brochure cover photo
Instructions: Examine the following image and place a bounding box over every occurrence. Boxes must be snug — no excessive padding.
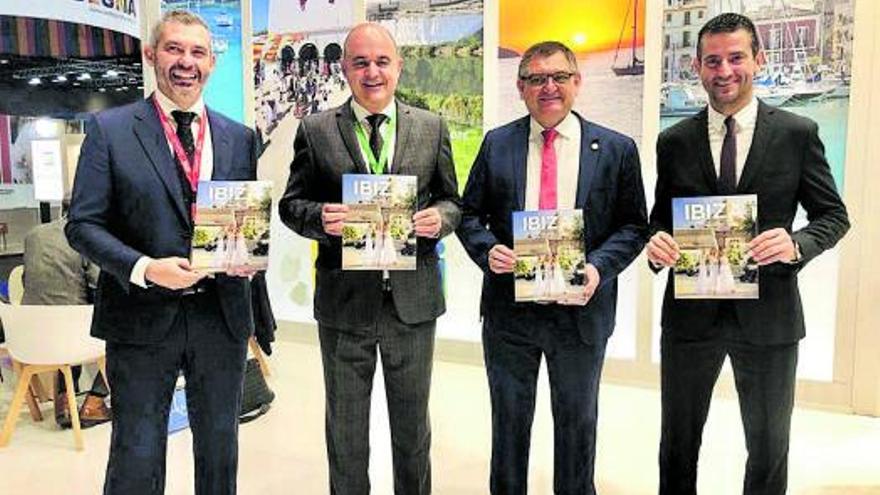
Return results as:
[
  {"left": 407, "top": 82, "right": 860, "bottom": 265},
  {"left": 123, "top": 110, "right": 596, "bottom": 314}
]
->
[
  {"left": 672, "top": 194, "right": 759, "bottom": 299},
  {"left": 191, "top": 181, "right": 273, "bottom": 273},
  {"left": 512, "top": 209, "right": 586, "bottom": 303},
  {"left": 342, "top": 174, "right": 418, "bottom": 271}
]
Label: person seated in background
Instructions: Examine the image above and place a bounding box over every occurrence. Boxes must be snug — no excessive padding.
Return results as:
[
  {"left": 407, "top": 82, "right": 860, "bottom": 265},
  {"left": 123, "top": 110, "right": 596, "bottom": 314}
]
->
[{"left": 22, "top": 200, "right": 110, "bottom": 429}]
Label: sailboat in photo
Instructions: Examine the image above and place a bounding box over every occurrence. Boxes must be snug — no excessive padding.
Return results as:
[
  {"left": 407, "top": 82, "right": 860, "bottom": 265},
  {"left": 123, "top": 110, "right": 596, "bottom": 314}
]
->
[{"left": 612, "top": 0, "right": 644, "bottom": 76}]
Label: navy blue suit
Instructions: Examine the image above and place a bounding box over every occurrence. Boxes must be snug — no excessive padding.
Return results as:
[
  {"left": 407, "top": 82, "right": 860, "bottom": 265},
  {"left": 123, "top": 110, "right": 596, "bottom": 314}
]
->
[
  {"left": 66, "top": 96, "right": 257, "bottom": 495},
  {"left": 457, "top": 113, "right": 648, "bottom": 494}
]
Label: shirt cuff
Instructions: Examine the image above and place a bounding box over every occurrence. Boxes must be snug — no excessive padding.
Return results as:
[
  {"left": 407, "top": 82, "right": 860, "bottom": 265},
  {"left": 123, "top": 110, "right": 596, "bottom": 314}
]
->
[
  {"left": 649, "top": 259, "right": 666, "bottom": 271},
  {"left": 130, "top": 256, "right": 154, "bottom": 288}
]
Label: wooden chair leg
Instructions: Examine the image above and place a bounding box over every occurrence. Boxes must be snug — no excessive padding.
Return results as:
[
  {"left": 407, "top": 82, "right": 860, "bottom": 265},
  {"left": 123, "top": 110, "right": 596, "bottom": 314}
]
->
[
  {"left": 97, "top": 356, "right": 110, "bottom": 395},
  {"left": 12, "top": 361, "right": 42, "bottom": 422},
  {"left": 0, "top": 366, "right": 34, "bottom": 447},
  {"left": 24, "top": 387, "right": 43, "bottom": 423},
  {"left": 249, "top": 337, "right": 270, "bottom": 377},
  {"left": 30, "top": 373, "right": 51, "bottom": 402},
  {"left": 60, "top": 366, "right": 84, "bottom": 451}
]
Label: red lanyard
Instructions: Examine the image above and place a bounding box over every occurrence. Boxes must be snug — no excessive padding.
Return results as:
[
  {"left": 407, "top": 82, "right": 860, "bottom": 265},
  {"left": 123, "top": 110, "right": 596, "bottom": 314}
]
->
[{"left": 152, "top": 95, "right": 207, "bottom": 194}]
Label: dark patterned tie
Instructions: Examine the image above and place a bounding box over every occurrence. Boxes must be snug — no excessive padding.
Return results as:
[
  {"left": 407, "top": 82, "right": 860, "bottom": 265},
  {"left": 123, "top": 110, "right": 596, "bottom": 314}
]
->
[
  {"left": 171, "top": 110, "right": 197, "bottom": 164},
  {"left": 365, "top": 113, "right": 387, "bottom": 174},
  {"left": 718, "top": 116, "right": 737, "bottom": 194}
]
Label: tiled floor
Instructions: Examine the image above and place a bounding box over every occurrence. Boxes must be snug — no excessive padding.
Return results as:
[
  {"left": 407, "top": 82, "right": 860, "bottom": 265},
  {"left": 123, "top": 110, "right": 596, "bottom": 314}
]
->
[{"left": 1, "top": 339, "right": 879, "bottom": 494}]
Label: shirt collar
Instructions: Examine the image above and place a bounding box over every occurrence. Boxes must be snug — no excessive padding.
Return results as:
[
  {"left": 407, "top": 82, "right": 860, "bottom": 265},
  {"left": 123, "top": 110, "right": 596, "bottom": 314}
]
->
[
  {"left": 707, "top": 96, "right": 758, "bottom": 133},
  {"left": 529, "top": 111, "right": 578, "bottom": 142},
  {"left": 153, "top": 90, "right": 206, "bottom": 123},
  {"left": 351, "top": 98, "right": 397, "bottom": 125}
]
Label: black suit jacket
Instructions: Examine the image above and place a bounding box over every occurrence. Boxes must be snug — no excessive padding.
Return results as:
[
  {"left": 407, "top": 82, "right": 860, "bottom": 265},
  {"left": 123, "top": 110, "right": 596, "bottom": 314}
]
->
[
  {"left": 456, "top": 114, "right": 648, "bottom": 345},
  {"left": 278, "top": 100, "right": 461, "bottom": 331},
  {"left": 66, "top": 97, "right": 258, "bottom": 344},
  {"left": 650, "top": 101, "right": 850, "bottom": 345}
]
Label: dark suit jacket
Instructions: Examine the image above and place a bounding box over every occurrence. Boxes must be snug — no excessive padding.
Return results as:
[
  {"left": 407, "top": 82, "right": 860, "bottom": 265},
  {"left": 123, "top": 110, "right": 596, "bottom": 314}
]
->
[
  {"left": 456, "top": 113, "right": 649, "bottom": 345},
  {"left": 278, "top": 99, "right": 461, "bottom": 331},
  {"left": 66, "top": 97, "right": 258, "bottom": 344},
  {"left": 650, "top": 101, "right": 850, "bottom": 345}
]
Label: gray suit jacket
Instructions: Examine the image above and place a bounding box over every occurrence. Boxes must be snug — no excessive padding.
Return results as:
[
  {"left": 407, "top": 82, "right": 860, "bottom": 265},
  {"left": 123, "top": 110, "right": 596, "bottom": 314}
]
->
[
  {"left": 22, "top": 218, "right": 99, "bottom": 305},
  {"left": 279, "top": 99, "right": 461, "bottom": 330}
]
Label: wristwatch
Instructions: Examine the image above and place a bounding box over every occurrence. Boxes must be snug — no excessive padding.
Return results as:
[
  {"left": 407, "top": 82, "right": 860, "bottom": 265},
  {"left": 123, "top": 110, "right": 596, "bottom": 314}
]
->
[{"left": 791, "top": 240, "right": 803, "bottom": 263}]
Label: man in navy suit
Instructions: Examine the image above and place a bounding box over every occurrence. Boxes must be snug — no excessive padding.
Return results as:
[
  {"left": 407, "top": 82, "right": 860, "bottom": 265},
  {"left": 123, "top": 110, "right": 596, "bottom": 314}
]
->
[
  {"left": 456, "top": 41, "right": 648, "bottom": 494},
  {"left": 66, "top": 10, "right": 257, "bottom": 495}
]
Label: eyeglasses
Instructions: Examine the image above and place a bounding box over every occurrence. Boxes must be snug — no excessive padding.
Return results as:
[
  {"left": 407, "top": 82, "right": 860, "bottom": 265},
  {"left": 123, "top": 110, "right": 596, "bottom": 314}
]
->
[{"left": 520, "top": 71, "right": 577, "bottom": 87}]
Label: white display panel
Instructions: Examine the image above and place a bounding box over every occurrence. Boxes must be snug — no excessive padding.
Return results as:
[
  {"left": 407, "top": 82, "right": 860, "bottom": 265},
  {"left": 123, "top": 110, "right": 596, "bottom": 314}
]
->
[{"left": 31, "top": 139, "right": 64, "bottom": 202}]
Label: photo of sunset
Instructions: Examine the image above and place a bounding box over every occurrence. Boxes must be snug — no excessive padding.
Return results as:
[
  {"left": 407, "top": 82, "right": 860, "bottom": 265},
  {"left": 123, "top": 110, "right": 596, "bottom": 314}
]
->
[
  {"left": 497, "top": 0, "right": 646, "bottom": 149},
  {"left": 500, "top": 0, "right": 645, "bottom": 56}
]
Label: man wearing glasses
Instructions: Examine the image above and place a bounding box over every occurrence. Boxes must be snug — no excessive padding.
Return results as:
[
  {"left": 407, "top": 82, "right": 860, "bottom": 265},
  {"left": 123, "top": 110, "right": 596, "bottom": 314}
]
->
[{"left": 457, "top": 41, "right": 648, "bottom": 494}]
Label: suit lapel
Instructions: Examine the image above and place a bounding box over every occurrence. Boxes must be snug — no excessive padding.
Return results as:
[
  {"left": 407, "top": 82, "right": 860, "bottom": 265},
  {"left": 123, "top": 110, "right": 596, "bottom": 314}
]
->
[
  {"left": 692, "top": 108, "right": 719, "bottom": 193},
  {"left": 513, "top": 117, "right": 529, "bottom": 210},
  {"left": 336, "top": 101, "right": 369, "bottom": 174},
  {"left": 737, "top": 101, "right": 773, "bottom": 192},
  {"left": 132, "top": 98, "right": 190, "bottom": 228},
  {"left": 390, "top": 102, "right": 412, "bottom": 175},
  {"left": 207, "top": 109, "right": 231, "bottom": 180},
  {"left": 575, "top": 116, "right": 599, "bottom": 207}
]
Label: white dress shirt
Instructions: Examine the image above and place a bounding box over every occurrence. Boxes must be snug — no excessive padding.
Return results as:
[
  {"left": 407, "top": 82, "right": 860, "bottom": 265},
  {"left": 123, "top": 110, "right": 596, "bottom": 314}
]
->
[
  {"left": 351, "top": 99, "right": 397, "bottom": 172},
  {"left": 707, "top": 96, "right": 758, "bottom": 185},
  {"left": 525, "top": 111, "right": 581, "bottom": 210},
  {"left": 130, "top": 92, "right": 214, "bottom": 288}
]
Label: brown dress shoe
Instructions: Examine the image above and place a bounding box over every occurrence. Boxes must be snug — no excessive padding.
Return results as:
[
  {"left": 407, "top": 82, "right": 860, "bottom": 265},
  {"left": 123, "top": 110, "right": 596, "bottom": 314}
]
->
[
  {"left": 78, "top": 394, "right": 112, "bottom": 428},
  {"left": 54, "top": 392, "right": 72, "bottom": 429}
]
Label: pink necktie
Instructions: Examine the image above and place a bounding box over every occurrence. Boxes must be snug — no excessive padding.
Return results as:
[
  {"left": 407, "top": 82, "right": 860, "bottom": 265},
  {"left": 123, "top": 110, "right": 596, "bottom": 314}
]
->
[{"left": 539, "top": 128, "right": 558, "bottom": 210}]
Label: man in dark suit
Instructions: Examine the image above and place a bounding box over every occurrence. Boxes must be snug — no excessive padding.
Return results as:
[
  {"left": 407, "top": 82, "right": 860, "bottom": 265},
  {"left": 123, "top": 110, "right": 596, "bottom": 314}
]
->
[
  {"left": 647, "top": 14, "right": 850, "bottom": 495},
  {"left": 66, "top": 10, "right": 257, "bottom": 495},
  {"left": 22, "top": 205, "right": 109, "bottom": 428},
  {"left": 456, "top": 41, "right": 648, "bottom": 494},
  {"left": 278, "top": 23, "right": 460, "bottom": 495}
]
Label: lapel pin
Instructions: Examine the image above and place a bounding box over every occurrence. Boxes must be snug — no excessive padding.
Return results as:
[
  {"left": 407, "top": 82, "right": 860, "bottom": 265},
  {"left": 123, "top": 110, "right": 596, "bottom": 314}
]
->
[{"left": 590, "top": 140, "right": 599, "bottom": 151}]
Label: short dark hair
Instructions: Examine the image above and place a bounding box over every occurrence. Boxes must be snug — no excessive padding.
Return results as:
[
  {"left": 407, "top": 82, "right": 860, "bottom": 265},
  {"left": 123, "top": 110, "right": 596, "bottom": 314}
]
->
[
  {"left": 150, "top": 10, "right": 212, "bottom": 50},
  {"left": 518, "top": 41, "right": 578, "bottom": 79},
  {"left": 696, "top": 13, "right": 760, "bottom": 59}
]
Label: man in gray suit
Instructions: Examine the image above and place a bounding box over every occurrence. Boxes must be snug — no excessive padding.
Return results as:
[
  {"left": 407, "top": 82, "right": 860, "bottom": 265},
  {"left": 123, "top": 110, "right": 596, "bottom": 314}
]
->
[
  {"left": 279, "top": 22, "right": 460, "bottom": 495},
  {"left": 22, "top": 204, "right": 109, "bottom": 428}
]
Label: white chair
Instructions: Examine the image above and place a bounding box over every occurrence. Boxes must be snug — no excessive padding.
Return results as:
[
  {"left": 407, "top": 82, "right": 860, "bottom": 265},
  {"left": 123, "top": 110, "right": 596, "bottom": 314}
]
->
[
  {"left": 4, "top": 264, "right": 50, "bottom": 420},
  {"left": 4, "top": 264, "right": 52, "bottom": 415},
  {"left": 0, "top": 303, "right": 105, "bottom": 450},
  {"left": 7, "top": 264, "right": 24, "bottom": 304}
]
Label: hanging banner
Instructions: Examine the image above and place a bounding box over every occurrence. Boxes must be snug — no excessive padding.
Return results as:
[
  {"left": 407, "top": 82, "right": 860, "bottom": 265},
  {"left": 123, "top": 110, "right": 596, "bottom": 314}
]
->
[
  {"left": 656, "top": 0, "right": 856, "bottom": 381},
  {"left": 160, "top": 0, "right": 245, "bottom": 123},
  {"left": 495, "top": 0, "right": 647, "bottom": 358},
  {"left": 251, "top": 0, "right": 357, "bottom": 323},
  {"left": 1, "top": 0, "right": 140, "bottom": 37}
]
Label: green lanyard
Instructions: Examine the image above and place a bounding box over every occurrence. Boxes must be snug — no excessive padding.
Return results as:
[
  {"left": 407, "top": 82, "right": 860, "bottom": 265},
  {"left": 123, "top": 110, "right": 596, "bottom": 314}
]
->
[{"left": 354, "top": 114, "right": 394, "bottom": 175}]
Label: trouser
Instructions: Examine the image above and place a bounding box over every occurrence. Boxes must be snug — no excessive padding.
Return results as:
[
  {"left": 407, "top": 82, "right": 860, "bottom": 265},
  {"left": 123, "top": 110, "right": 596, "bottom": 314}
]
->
[
  {"left": 483, "top": 305, "right": 607, "bottom": 495},
  {"left": 318, "top": 293, "right": 436, "bottom": 495},
  {"left": 659, "top": 304, "right": 798, "bottom": 495},
  {"left": 103, "top": 291, "right": 248, "bottom": 495}
]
